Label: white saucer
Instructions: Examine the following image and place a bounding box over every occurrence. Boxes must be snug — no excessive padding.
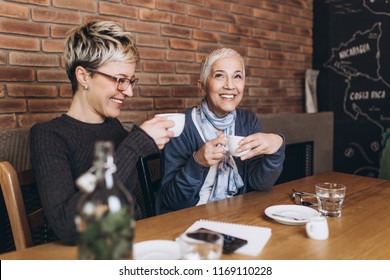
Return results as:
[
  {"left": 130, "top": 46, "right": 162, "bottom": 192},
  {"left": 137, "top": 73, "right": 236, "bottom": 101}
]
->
[
  {"left": 133, "top": 240, "right": 181, "bottom": 260},
  {"left": 265, "top": 205, "right": 319, "bottom": 225}
]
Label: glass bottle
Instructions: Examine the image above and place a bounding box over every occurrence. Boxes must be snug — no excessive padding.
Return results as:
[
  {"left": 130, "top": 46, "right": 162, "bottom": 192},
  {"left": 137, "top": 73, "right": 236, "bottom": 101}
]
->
[{"left": 75, "top": 141, "right": 135, "bottom": 259}]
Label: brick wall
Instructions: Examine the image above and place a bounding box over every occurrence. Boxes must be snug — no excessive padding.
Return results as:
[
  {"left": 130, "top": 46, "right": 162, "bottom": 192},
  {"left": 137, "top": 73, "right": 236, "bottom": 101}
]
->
[{"left": 0, "top": 0, "right": 313, "bottom": 128}]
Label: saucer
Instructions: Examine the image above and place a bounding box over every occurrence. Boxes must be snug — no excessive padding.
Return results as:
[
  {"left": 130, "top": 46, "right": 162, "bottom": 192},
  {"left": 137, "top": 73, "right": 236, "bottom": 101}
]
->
[
  {"left": 133, "top": 240, "right": 181, "bottom": 260},
  {"left": 265, "top": 205, "right": 319, "bottom": 225}
]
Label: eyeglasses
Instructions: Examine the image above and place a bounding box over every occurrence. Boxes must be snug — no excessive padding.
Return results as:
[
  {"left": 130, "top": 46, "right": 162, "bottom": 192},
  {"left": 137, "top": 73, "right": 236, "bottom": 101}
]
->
[
  {"left": 290, "top": 189, "right": 318, "bottom": 207},
  {"left": 86, "top": 68, "right": 138, "bottom": 91}
]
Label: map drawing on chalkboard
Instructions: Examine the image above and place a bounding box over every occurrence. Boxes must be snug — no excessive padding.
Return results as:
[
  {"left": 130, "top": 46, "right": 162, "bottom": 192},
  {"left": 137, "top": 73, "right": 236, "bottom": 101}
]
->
[
  {"left": 318, "top": 0, "right": 390, "bottom": 177},
  {"left": 324, "top": 21, "right": 389, "bottom": 133},
  {"left": 363, "top": 0, "right": 390, "bottom": 16}
]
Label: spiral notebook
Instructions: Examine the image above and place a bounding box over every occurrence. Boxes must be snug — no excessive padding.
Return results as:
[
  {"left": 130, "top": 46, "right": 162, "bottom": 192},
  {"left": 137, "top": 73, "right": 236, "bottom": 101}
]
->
[{"left": 185, "top": 219, "right": 271, "bottom": 257}]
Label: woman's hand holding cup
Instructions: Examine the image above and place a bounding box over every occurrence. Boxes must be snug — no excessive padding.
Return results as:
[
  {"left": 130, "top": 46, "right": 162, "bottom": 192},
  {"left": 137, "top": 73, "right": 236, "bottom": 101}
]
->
[{"left": 140, "top": 117, "right": 175, "bottom": 150}]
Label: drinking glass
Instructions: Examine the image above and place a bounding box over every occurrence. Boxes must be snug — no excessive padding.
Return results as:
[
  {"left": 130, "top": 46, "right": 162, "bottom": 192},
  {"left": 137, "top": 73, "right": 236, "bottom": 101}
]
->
[{"left": 315, "top": 182, "right": 346, "bottom": 217}]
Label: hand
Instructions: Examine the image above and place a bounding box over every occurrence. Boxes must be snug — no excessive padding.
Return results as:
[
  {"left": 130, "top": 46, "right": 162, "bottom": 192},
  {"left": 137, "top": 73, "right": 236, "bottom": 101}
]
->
[
  {"left": 140, "top": 116, "right": 175, "bottom": 150},
  {"left": 238, "top": 133, "right": 283, "bottom": 160},
  {"left": 193, "top": 134, "right": 227, "bottom": 167}
]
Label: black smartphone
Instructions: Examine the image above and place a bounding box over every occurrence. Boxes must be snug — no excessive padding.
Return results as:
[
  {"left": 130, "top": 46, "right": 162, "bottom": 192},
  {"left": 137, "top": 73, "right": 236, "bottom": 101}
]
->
[{"left": 187, "top": 228, "right": 248, "bottom": 254}]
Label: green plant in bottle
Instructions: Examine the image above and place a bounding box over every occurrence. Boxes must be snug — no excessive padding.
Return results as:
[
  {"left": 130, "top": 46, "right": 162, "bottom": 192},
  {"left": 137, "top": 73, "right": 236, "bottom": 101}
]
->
[{"left": 75, "top": 141, "right": 135, "bottom": 259}]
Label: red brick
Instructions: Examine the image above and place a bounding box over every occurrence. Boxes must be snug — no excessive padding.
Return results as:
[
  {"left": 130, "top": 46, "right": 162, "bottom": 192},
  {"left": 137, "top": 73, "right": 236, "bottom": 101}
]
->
[
  {"left": 37, "top": 69, "right": 68, "bottom": 82},
  {"left": 7, "top": 0, "right": 50, "bottom": 6},
  {"left": 247, "top": 47, "right": 268, "bottom": 58},
  {"left": 32, "top": 8, "right": 82, "bottom": 24},
  {"left": 28, "top": 99, "right": 71, "bottom": 112},
  {"left": 143, "top": 61, "right": 174, "bottom": 73},
  {"left": 253, "top": 29, "right": 275, "bottom": 40},
  {"left": 204, "top": 0, "right": 230, "bottom": 11},
  {"left": 0, "top": 67, "right": 35, "bottom": 82},
  {"left": 139, "top": 86, "right": 171, "bottom": 97},
  {"left": 218, "top": 33, "right": 241, "bottom": 44},
  {"left": 139, "top": 48, "right": 166, "bottom": 60},
  {"left": 0, "top": 114, "right": 17, "bottom": 128},
  {"left": 99, "top": 2, "right": 137, "bottom": 19},
  {"left": 50, "top": 24, "right": 74, "bottom": 38},
  {"left": 248, "top": 87, "right": 269, "bottom": 97},
  {"left": 122, "top": 0, "right": 155, "bottom": 9},
  {"left": 0, "top": 84, "right": 5, "bottom": 97},
  {"left": 137, "top": 35, "right": 168, "bottom": 48},
  {"left": 125, "top": 20, "right": 159, "bottom": 35},
  {"left": 0, "top": 19, "right": 49, "bottom": 37},
  {"left": 53, "top": 0, "right": 97, "bottom": 12},
  {"left": 166, "top": 50, "right": 195, "bottom": 62},
  {"left": 192, "top": 30, "right": 218, "bottom": 42},
  {"left": 169, "top": 39, "right": 198, "bottom": 51},
  {"left": 18, "top": 113, "right": 61, "bottom": 127},
  {"left": 172, "top": 86, "right": 199, "bottom": 97},
  {"left": 122, "top": 97, "right": 153, "bottom": 110},
  {"left": 231, "top": 3, "right": 253, "bottom": 16},
  {"left": 7, "top": 84, "right": 57, "bottom": 97},
  {"left": 155, "top": 98, "right": 185, "bottom": 109},
  {"left": 118, "top": 110, "right": 148, "bottom": 125},
  {"left": 161, "top": 26, "right": 191, "bottom": 38},
  {"left": 10, "top": 52, "right": 59, "bottom": 67},
  {"left": 187, "top": 6, "right": 212, "bottom": 19},
  {"left": 42, "top": 39, "right": 64, "bottom": 53},
  {"left": 172, "top": 15, "right": 201, "bottom": 28},
  {"left": 213, "top": 11, "right": 236, "bottom": 23},
  {"left": 185, "top": 98, "right": 202, "bottom": 108},
  {"left": 0, "top": 52, "right": 6, "bottom": 65},
  {"left": 202, "top": 20, "right": 227, "bottom": 32},
  {"left": 59, "top": 85, "right": 72, "bottom": 97},
  {"left": 0, "top": 2, "right": 29, "bottom": 20},
  {"left": 137, "top": 73, "right": 159, "bottom": 85},
  {"left": 0, "top": 99, "right": 27, "bottom": 113},
  {"left": 139, "top": 10, "right": 171, "bottom": 23},
  {"left": 228, "top": 25, "right": 251, "bottom": 36},
  {"left": 157, "top": 1, "right": 186, "bottom": 14},
  {"left": 176, "top": 62, "right": 199, "bottom": 74},
  {"left": 0, "top": 35, "right": 40, "bottom": 51},
  {"left": 159, "top": 74, "right": 190, "bottom": 85}
]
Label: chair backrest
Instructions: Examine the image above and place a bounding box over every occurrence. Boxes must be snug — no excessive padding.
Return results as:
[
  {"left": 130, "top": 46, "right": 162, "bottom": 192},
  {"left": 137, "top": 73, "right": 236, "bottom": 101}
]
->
[
  {"left": 136, "top": 153, "right": 162, "bottom": 218},
  {"left": 0, "top": 161, "right": 46, "bottom": 250}
]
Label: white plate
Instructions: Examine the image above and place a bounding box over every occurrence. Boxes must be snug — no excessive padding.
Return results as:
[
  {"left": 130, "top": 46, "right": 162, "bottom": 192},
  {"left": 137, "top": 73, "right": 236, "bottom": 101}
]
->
[
  {"left": 265, "top": 205, "right": 319, "bottom": 225},
  {"left": 133, "top": 240, "right": 181, "bottom": 260}
]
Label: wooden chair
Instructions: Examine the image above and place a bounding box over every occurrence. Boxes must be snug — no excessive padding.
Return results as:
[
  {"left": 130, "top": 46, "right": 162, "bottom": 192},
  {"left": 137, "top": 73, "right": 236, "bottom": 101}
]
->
[
  {"left": 0, "top": 161, "right": 46, "bottom": 250},
  {"left": 136, "top": 153, "right": 162, "bottom": 218}
]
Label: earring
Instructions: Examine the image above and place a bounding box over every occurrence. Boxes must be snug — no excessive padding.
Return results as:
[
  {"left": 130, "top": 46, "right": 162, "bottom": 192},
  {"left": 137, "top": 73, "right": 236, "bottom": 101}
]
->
[{"left": 84, "top": 85, "right": 88, "bottom": 90}]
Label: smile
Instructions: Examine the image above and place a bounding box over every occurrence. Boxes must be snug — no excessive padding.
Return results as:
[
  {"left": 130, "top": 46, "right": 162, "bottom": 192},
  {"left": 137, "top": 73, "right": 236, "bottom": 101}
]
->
[
  {"left": 220, "top": 94, "right": 235, "bottom": 99},
  {"left": 110, "top": 98, "right": 123, "bottom": 104}
]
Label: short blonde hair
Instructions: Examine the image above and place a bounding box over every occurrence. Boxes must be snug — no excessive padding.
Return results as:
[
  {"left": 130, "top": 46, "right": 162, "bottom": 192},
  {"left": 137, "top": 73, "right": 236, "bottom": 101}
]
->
[
  {"left": 199, "top": 48, "right": 245, "bottom": 86},
  {"left": 64, "top": 20, "right": 139, "bottom": 93}
]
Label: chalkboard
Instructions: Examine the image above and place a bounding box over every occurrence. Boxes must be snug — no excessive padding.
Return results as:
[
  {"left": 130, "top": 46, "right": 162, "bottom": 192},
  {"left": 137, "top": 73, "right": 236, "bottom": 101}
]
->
[{"left": 314, "top": 0, "right": 390, "bottom": 177}]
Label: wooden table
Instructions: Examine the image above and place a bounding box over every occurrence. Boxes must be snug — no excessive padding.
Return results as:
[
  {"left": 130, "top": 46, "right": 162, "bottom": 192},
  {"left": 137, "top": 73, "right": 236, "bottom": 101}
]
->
[{"left": 1, "top": 172, "right": 389, "bottom": 260}]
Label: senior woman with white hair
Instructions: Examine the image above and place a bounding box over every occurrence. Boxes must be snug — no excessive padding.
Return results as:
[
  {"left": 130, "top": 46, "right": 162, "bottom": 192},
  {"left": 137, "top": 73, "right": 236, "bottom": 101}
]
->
[{"left": 158, "top": 47, "right": 285, "bottom": 214}]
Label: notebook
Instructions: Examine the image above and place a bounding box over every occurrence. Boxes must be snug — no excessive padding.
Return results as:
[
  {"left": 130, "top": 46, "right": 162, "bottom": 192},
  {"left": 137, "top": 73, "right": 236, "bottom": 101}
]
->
[{"left": 185, "top": 219, "right": 271, "bottom": 257}]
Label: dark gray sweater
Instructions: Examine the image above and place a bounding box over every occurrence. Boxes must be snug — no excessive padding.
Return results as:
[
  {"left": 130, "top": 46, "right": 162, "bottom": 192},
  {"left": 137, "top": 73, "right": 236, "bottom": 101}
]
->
[{"left": 30, "top": 114, "right": 158, "bottom": 244}]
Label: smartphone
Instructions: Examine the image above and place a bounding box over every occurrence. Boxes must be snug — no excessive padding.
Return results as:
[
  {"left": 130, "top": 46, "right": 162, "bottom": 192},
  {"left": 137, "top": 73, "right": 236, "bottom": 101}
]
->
[{"left": 187, "top": 228, "right": 248, "bottom": 254}]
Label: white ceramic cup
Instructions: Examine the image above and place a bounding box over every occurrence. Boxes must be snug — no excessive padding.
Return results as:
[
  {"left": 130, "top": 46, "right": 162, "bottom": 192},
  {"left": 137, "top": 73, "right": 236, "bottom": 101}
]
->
[
  {"left": 155, "top": 113, "right": 185, "bottom": 137},
  {"left": 227, "top": 135, "right": 250, "bottom": 157},
  {"left": 305, "top": 216, "right": 329, "bottom": 240}
]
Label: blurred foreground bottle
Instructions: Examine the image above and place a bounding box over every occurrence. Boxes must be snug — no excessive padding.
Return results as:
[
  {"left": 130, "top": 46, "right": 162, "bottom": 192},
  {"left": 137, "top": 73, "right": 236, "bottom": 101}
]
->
[{"left": 75, "top": 141, "right": 134, "bottom": 259}]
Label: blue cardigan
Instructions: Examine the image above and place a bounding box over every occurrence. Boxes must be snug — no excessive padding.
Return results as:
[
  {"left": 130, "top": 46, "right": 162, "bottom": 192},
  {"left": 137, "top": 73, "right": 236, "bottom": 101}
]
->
[{"left": 158, "top": 108, "right": 285, "bottom": 214}]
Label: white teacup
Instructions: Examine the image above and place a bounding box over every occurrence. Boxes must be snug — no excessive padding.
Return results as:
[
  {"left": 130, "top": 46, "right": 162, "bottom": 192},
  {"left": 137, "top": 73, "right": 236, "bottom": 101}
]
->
[
  {"left": 305, "top": 216, "right": 329, "bottom": 240},
  {"left": 155, "top": 113, "right": 185, "bottom": 137},
  {"left": 227, "top": 135, "right": 250, "bottom": 157}
]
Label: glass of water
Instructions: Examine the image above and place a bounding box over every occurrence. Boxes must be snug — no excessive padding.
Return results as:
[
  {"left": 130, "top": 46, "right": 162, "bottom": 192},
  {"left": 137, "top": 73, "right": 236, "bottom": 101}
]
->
[{"left": 315, "top": 182, "right": 346, "bottom": 217}]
